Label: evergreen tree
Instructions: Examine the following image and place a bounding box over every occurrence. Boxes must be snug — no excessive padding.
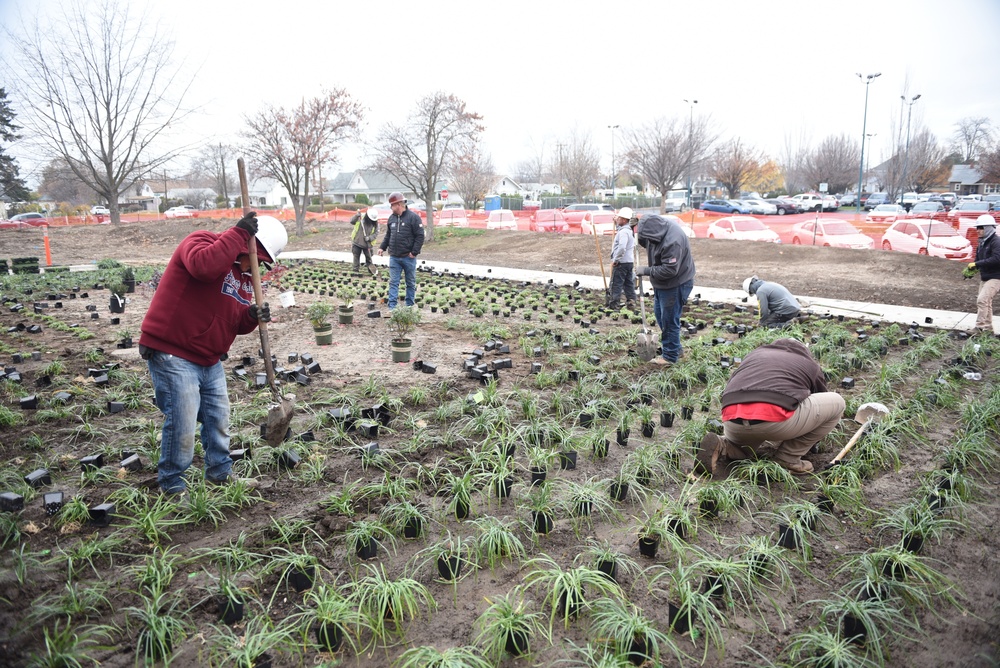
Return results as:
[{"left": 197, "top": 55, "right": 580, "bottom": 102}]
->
[{"left": 0, "top": 88, "right": 30, "bottom": 202}]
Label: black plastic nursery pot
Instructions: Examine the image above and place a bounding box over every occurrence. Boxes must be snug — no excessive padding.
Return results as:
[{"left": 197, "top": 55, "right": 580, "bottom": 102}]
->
[
  {"left": 356, "top": 539, "right": 378, "bottom": 561},
  {"left": 627, "top": 634, "right": 654, "bottom": 666},
  {"left": 666, "top": 518, "right": 687, "bottom": 540},
  {"left": 593, "top": 438, "right": 609, "bottom": 459},
  {"left": 702, "top": 575, "right": 726, "bottom": 600},
  {"left": 681, "top": 406, "right": 694, "bottom": 420},
  {"left": 288, "top": 565, "right": 316, "bottom": 592},
  {"left": 533, "top": 510, "right": 554, "bottom": 534},
  {"left": 574, "top": 500, "right": 592, "bottom": 517},
  {"left": 403, "top": 517, "right": 422, "bottom": 539},
  {"left": 137, "top": 628, "right": 172, "bottom": 662},
  {"left": 597, "top": 558, "right": 618, "bottom": 582},
  {"left": 557, "top": 589, "right": 583, "bottom": 618},
  {"left": 454, "top": 497, "right": 470, "bottom": 520},
  {"left": 218, "top": 596, "right": 244, "bottom": 624},
  {"left": 901, "top": 531, "right": 924, "bottom": 553},
  {"left": 777, "top": 524, "right": 801, "bottom": 550},
  {"left": 668, "top": 602, "right": 690, "bottom": 634},
  {"left": 840, "top": 613, "right": 867, "bottom": 645},
  {"left": 558, "top": 451, "right": 577, "bottom": 470},
  {"left": 699, "top": 498, "right": 719, "bottom": 519},
  {"left": 315, "top": 622, "right": 345, "bottom": 653},
  {"left": 437, "top": 555, "right": 462, "bottom": 580},
  {"left": 641, "top": 422, "right": 655, "bottom": 438},
  {"left": 638, "top": 535, "right": 659, "bottom": 558},
  {"left": 530, "top": 467, "right": 546, "bottom": 486},
  {"left": 504, "top": 629, "right": 529, "bottom": 657},
  {"left": 496, "top": 476, "right": 513, "bottom": 499},
  {"left": 616, "top": 429, "right": 630, "bottom": 447},
  {"left": 609, "top": 481, "right": 629, "bottom": 502},
  {"left": 660, "top": 411, "right": 675, "bottom": 428}
]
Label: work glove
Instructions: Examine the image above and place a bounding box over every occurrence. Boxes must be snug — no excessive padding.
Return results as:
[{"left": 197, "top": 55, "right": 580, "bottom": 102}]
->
[
  {"left": 249, "top": 302, "right": 271, "bottom": 322},
  {"left": 968, "top": 262, "right": 977, "bottom": 270},
  {"left": 235, "top": 211, "right": 259, "bottom": 236},
  {"left": 963, "top": 263, "right": 979, "bottom": 280},
  {"left": 636, "top": 266, "right": 651, "bottom": 276}
]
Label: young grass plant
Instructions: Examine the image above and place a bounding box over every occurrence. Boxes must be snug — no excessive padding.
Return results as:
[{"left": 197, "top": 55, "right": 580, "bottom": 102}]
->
[
  {"left": 645, "top": 559, "right": 727, "bottom": 664},
  {"left": 349, "top": 562, "right": 436, "bottom": 647},
  {"left": 522, "top": 554, "right": 623, "bottom": 631},
  {"left": 24, "top": 620, "right": 111, "bottom": 668},
  {"left": 474, "top": 586, "right": 548, "bottom": 663},
  {"left": 813, "top": 591, "right": 916, "bottom": 662},
  {"left": 588, "top": 597, "right": 685, "bottom": 667},
  {"left": 784, "top": 625, "right": 881, "bottom": 668},
  {"left": 395, "top": 645, "right": 493, "bottom": 668},
  {"left": 205, "top": 614, "right": 295, "bottom": 668},
  {"left": 471, "top": 515, "right": 526, "bottom": 572}
]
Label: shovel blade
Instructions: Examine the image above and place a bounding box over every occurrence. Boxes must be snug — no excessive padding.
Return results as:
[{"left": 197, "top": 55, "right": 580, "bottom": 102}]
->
[
  {"left": 636, "top": 332, "right": 658, "bottom": 362},
  {"left": 263, "top": 398, "right": 295, "bottom": 447}
]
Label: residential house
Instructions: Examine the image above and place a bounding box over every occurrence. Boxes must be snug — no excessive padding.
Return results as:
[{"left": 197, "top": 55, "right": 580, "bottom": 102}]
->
[
  {"left": 949, "top": 164, "right": 999, "bottom": 197},
  {"left": 326, "top": 169, "right": 449, "bottom": 206},
  {"left": 490, "top": 176, "right": 524, "bottom": 197}
]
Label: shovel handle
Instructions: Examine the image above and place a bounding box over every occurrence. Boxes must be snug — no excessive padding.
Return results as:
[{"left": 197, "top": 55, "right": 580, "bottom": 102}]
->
[
  {"left": 238, "top": 158, "right": 278, "bottom": 397},
  {"left": 827, "top": 420, "right": 868, "bottom": 467},
  {"left": 593, "top": 230, "right": 608, "bottom": 291}
]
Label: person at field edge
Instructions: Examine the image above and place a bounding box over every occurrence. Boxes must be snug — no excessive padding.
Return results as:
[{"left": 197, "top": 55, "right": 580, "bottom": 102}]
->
[
  {"left": 697, "top": 338, "right": 845, "bottom": 476},
  {"left": 350, "top": 207, "right": 379, "bottom": 275},
  {"left": 377, "top": 192, "right": 424, "bottom": 309},
  {"left": 608, "top": 206, "right": 637, "bottom": 310},
  {"left": 969, "top": 214, "right": 1000, "bottom": 335},
  {"left": 138, "top": 212, "right": 287, "bottom": 496},
  {"left": 634, "top": 214, "right": 695, "bottom": 366},
  {"left": 743, "top": 275, "right": 801, "bottom": 327}
]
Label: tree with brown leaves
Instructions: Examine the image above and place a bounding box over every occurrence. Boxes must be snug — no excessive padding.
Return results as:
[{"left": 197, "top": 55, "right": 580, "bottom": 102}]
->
[{"left": 710, "top": 138, "right": 765, "bottom": 198}]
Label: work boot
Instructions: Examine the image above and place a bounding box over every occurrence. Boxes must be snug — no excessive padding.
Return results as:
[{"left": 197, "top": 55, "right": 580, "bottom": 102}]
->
[
  {"left": 649, "top": 357, "right": 672, "bottom": 367},
  {"left": 207, "top": 474, "right": 260, "bottom": 489},
  {"left": 776, "top": 459, "right": 814, "bottom": 475},
  {"left": 695, "top": 433, "right": 724, "bottom": 475},
  {"left": 626, "top": 301, "right": 636, "bottom": 311}
]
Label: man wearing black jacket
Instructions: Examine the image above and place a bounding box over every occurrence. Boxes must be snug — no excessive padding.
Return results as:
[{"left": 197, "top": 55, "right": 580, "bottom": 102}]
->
[
  {"left": 969, "top": 214, "right": 1000, "bottom": 335},
  {"left": 697, "top": 338, "right": 845, "bottom": 475},
  {"left": 378, "top": 192, "right": 425, "bottom": 309}
]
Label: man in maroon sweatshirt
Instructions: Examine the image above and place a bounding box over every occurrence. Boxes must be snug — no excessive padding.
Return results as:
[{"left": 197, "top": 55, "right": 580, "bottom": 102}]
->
[{"left": 139, "top": 212, "right": 287, "bottom": 495}]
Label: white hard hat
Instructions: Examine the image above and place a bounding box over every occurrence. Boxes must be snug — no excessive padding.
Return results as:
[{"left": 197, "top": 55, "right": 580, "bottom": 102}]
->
[
  {"left": 255, "top": 215, "right": 288, "bottom": 263},
  {"left": 973, "top": 214, "right": 997, "bottom": 228},
  {"left": 617, "top": 206, "right": 634, "bottom": 221},
  {"left": 365, "top": 208, "right": 379, "bottom": 222},
  {"left": 742, "top": 276, "right": 758, "bottom": 294}
]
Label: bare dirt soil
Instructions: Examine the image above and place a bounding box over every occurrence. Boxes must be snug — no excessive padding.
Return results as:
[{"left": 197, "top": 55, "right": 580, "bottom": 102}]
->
[{"left": 0, "top": 218, "right": 997, "bottom": 668}]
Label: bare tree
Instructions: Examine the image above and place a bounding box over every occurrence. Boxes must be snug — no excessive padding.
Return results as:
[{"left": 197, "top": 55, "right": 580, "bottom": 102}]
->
[
  {"left": 951, "top": 116, "right": 994, "bottom": 162},
  {"left": 623, "top": 116, "right": 714, "bottom": 212},
  {"left": 190, "top": 143, "right": 235, "bottom": 207},
  {"left": 778, "top": 130, "right": 811, "bottom": 194},
  {"left": 512, "top": 154, "right": 546, "bottom": 184},
  {"left": 710, "top": 138, "right": 764, "bottom": 198},
  {"left": 800, "top": 134, "right": 860, "bottom": 194},
  {"left": 4, "top": 0, "right": 193, "bottom": 224},
  {"left": 242, "top": 90, "right": 362, "bottom": 236},
  {"left": 38, "top": 157, "right": 92, "bottom": 204},
  {"left": 903, "top": 129, "right": 950, "bottom": 193},
  {"left": 553, "top": 130, "right": 601, "bottom": 200},
  {"left": 370, "top": 92, "right": 484, "bottom": 241},
  {"left": 449, "top": 146, "right": 494, "bottom": 211},
  {"left": 981, "top": 146, "right": 1000, "bottom": 184}
]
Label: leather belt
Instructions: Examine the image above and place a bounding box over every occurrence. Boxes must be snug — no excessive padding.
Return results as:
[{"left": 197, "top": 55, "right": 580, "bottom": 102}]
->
[{"left": 729, "top": 418, "right": 767, "bottom": 426}]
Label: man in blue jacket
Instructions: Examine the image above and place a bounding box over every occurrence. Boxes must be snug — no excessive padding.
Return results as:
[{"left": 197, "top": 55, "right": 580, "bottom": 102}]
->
[
  {"left": 377, "top": 192, "right": 425, "bottom": 309},
  {"left": 635, "top": 214, "right": 696, "bottom": 366}
]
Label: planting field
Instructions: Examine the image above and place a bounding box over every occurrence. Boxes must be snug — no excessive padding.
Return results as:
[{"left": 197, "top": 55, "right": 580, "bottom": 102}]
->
[{"left": 0, "top": 222, "right": 998, "bottom": 668}]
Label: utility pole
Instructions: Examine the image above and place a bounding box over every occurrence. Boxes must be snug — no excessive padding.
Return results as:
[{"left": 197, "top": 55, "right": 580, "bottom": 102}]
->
[
  {"left": 855, "top": 72, "right": 881, "bottom": 214},
  {"left": 684, "top": 99, "right": 698, "bottom": 209},
  {"left": 608, "top": 125, "right": 619, "bottom": 203},
  {"left": 556, "top": 142, "right": 566, "bottom": 201},
  {"left": 865, "top": 133, "right": 876, "bottom": 182},
  {"left": 219, "top": 144, "right": 229, "bottom": 206},
  {"left": 899, "top": 94, "right": 921, "bottom": 209}
]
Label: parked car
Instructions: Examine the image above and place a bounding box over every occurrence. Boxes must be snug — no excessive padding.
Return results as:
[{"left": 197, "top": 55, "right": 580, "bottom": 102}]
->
[
  {"left": 700, "top": 199, "right": 751, "bottom": 214},
  {"left": 790, "top": 193, "right": 825, "bottom": 212},
  {"left": 939, "top": 192, "right": 958, "bottom": 208},
  {"left": 866, "top": 204, "right": 907, "bottom": 224},
  {"left": 522, "top": 199, "right": 542, "bottom": 211},
  {"left": 895, "top": 192, "right": 921, "bottom": 210},
  {"left": 984, "top": 195, "right": 1000, "bottom": 210},
  {"left": 370, "top": 203, "right": 393, "bottom": 223},
  {"left": 441, "top": 201, "right": 464, "bottom": 210},
  {"left": 528, "top": 209, "right": 569, "bottom": 233},
  {"left": 90, "top": 205, "right": 110, "bottom": 215},
  {"left": 908, "top": 202, "right": 945, "bottom": 219},
  {"left": 766, "top": 198, "right": 800, "bottom": 215},
  {"left": 879, "top": 220, "right": 973, "bottom": 260},
  {"left": 485, "top": 208, "right": 517, "bottom": 230},
  {"left": 741, "top": 199, "right": 778, "bottom": 215},
  {"left": 9, "top": 212, "right": 48, "bottom": 227},
  {"left": 790, "top": 219, "right": 873, "bottom": 249},
  {"left": 838, "top": 193, "right": 857, "bottom": 207},
  {"left": 864, "top": 193, "right": 891, "bottom": 210},
  {"left": 947, "top": 200, "right": 991, "bottom": 221},
  {"left": 580, "top": 211, "right": 617, "bottom": 235},
  {"left": 705, "top": 216, "right": 781, "bottom": 243},
  {"left": 436, "top": 208, "right": 468, "bottom": 227},
  {"left": 562, "top": 203, "right": 613, "bottom": 227},
  {"left": 164, "top": 205, "right": 196, "bottom": 218},
  {"left": 663, "top": 195, "right": 687, "bottom": 212}
]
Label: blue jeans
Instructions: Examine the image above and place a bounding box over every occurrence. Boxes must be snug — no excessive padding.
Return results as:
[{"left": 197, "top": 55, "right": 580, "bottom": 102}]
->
[
  {"left": 388, "top": 255, "right": 417, "bottom": 308},
  {"left": 652, "top": 279, "right": 694, "bottom": 362},
  {"left": 609, "top": 262, "right": 637, "bottom": 305},
  {"left": 147, "top": 351, "right": 231, "bottom": 493}
]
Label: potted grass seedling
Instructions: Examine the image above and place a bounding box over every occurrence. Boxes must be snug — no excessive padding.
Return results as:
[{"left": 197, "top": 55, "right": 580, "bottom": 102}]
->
[
  {"left": 646, "top": 560, "right": 726, "bottom": 664},
  {"left": 636, "top": 404, "right": 656, "bottom": 438},
  {"left": 763, "top": 500, "right": 826, "bottom": 560},
  {"left": 207, "top": 614, "right": 295, "bottom": 667},
  {"left": 291, "top": 582, "right": 363, "bottom": 655},
  {"left": 563, "top": 476, "right": 619, "bottom": 530},
  {"left": 106, "top": 278, "right": 127, "bottom": 314},
  {"left": 337, "top": 284, "right": 357, "bottom": 325},
  {"left": 124, "top": 591, "right": 193, "bottom": 665},
  {"left": 474, "top": 586, "right": 547, "bottom": 662},
  {"left": 815, "top": 463, "right": 866, "bottom": 514},
  {"left": 845, "top": 545, "right": 961, "bottom": 611},
  {"left": 574, "top": 538, "right": 642, "bottom": 586},
  {"left": 411, "top": 532, "right": 477, "bottom": 609},
  {"left": 522, "top": 554, "right": 622, "bottom": 632},
  {"left": 388, "top": 306, "right": 421, "bottom": 363},
  {"left": 525, "top": 445, "right": 556, "bottom": 486},
  {"left": 736, "top": 535, "right": 796, "bottom": 595},
  {"left": 615, "top": 412, "right": 632, "bottom": 447},
  {"left": 344, "top": 518, "right": 395, "bottom": 561},
  {"left": 875, "top": 500, "right": 961, "bottom": 554},
  {"left": 522, "top": 481, "right": 559, "bottom": 536},
  {"left": 265, "top": 544, "right": 323, "bottom": 601},
  {"left": 784, "top": 626, "right": 874, "bottom": 668},
  {"left": 217, "top": 575, "right": 246, "bottom": 625},
  {"left": 694, "top": 479, "right": 754, "bottom": 520},
  {"left": 471, "top": 515, "right": 527, "bottom": 572},
  {"left": 729, "top": 458, "right": 802, "bottom": 494},
  {"left": 307, "top": 301, "right": 334, "bottom": 345},
  {"left": 379, "top": 500, "right": 430, "bottom": 541},
  {"left": 486, "top": 457, "right": 518, "bottom": 506},
  {"left": 634, "top": 505, "right": 670, "bottom": 559},
  {"left": 689, "top": 551, "right": 756, "bottom": 615},
  {"left": 349, "top": 562, "right": 436, "bottom": 646},
  {"left": 444, "top": 468, "right": 481, "bottom": 521},
  {"left": 396, "top": 645, "right": 493, "bottom": 668},
  {"left": 814, "top": 591, "right": 915, "bottom": 659},
  {"left": 588, "top": 597, "right": 683, "bottom": 667}
]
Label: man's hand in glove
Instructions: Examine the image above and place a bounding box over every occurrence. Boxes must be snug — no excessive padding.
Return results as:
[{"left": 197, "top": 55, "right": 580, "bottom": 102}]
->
[
  {"left": 636, "top": 266, "right": 651, "bottom": 276},
  {"left": 963, "top": 263, "right": 979, "bottom": 280},
  {"left": 249, "top": 303, "right": 271, "bottom": 322},
  {"left": 235, "top": 211, "right": 258, "bottom": 235}
]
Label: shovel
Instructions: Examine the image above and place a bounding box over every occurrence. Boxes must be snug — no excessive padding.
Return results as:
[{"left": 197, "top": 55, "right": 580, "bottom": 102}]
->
[
  {"left": 634, "top": 244, "right": 658, "bottom": 362},
  {"left": 824, "top": 401, "right": 889, "bottom": 470},
  {"left": 592, "top": 228, "right": 610, "bottom": 305},
  {"left": 238, "top": 158, "right": 295, "bottom": 447}
]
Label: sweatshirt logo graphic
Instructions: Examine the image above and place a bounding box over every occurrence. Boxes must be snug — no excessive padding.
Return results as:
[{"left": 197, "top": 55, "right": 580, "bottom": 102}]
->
[{"left": 221, "top": 271, "right": 252, "bottom": 306}]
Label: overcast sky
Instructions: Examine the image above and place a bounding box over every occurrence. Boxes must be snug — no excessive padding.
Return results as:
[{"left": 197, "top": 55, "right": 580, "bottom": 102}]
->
[{"left": 3, "top": 0, "right": 1000, "bottom": 188}]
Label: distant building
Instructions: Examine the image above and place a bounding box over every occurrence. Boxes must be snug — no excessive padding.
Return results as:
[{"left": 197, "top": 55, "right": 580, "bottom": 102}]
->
[{"left": 949, "top": 164, "right": 999, "bottom": 197}]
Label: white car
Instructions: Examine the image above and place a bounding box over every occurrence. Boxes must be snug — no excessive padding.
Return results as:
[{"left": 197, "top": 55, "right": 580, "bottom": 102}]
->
[
  {"left": 790, "top": 219, "right": 873, "bottom": 249},
  {"left": 436, "top": 208, "right": 468, "bottom": 227},
  {"left": 90, "top": 205, "right": 110, "bottom": 215},
  {"left": 705, "top": 216, "right": 781, "bottom": 243},
  {"left": 791, "top": 193, "right": 824, "bottom": 212},
  {"left": 164, "top": 205, "right": 196, "bottom": 218},
  {"left": 580, "top": 211, "right": 617, "bottom": 235},
  {"left": 866, "top": 204, "right": 907, "bottom": 224},
  {"left": 485, "top": 208, "right": 517, "bottom": 230},
  {"left": 880, "top": 220, "right": 973, "bottom": 260},
  {"left": 741, "top": 199, "right": 777, "bottom": 215}
]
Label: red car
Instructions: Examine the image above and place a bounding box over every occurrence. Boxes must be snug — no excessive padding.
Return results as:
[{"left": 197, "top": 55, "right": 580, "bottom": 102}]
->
[
  {"left": 561, "top": 203, "right": 613, "bottom": 228},
  {"left": 0, "top": 212, "right": 48, "bottom": 229},
  {"left": 529, "top": 209, "right": 569, "bottom": 232}
]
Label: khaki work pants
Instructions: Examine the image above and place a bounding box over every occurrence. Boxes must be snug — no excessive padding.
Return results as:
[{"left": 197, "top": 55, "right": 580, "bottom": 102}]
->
[
  {"left": 722, "top": 392, "right": 846, "bottom": 465},
  {"left": 975, "top": 278, "right": 1000, "bottom": 331}
]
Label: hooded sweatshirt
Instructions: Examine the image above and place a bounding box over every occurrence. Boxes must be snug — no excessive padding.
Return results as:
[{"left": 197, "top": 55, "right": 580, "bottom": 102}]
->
[
  {"left": 611, "top": 222, "right": 635, "bottom": 264},
  {"left": 975, "top": 229, "right": 1000, "bottom": 281},
  {"left": 635, "top": 214, "right": 696, "bottom": 290},
  {"left": 139, "top": 227, "right": 260, "bottom": 366},
  {"left": 750, "top": 278, "right": 801, "bottom": 321},
  {"left": 721, "top": 338, "right": 828, "bottom": 410}
]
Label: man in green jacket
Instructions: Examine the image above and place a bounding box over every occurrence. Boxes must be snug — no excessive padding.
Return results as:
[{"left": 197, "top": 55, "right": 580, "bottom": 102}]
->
[{"left": 350, "top": 208, "right": 379, "bottom": 276}]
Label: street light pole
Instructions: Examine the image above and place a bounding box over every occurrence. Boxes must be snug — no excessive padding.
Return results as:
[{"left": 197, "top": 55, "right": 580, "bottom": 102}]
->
[
  {"left": 684, "top": 99, "right": 698, "bottom": 209},
  {"left": 899, "top": 94, "right": 921, "bottom": 209},
  {"left": 865, "top": 133, "right": 876, "bottom": 179},
  {"left": 855, "top": 72, "right": 881, "bottom": 214},
  {"left": 608, "top": 124, "right": 619, "bottom": 203}
]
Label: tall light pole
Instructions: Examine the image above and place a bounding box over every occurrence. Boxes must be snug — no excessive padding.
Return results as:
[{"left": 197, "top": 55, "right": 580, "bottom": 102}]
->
[
  {"left": 608, "top": 124, "right": 619, "bottom": 202},
  {"left": 855, "top": 72, "right": 881, "bottom": 214},
  {"left": 899, "top": 94, "right": 921, "bottom": 207},
  {"left": 865, "top": 133, "right": 876, "bottom": 184},
  {"left": 684, "top": 99, "right": 698, "bottom": 208}
]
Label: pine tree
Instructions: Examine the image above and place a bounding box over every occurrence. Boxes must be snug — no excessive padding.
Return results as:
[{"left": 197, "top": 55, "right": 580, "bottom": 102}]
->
[{"left": 0, "top": 88, "right": 30, "bottom": 202}]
